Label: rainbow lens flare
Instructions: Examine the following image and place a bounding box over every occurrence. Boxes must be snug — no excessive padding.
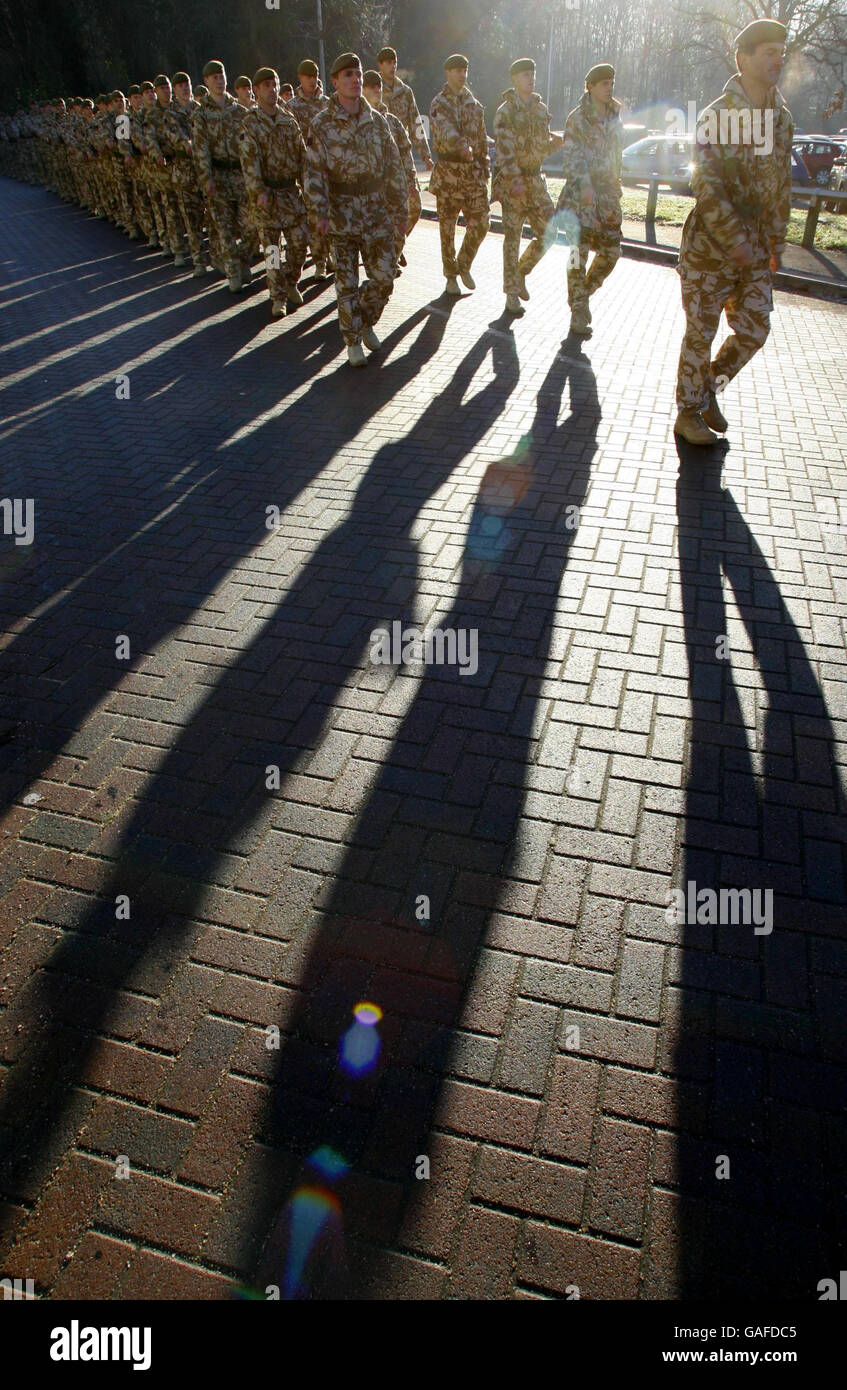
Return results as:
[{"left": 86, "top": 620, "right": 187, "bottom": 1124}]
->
[{"left": 339, "top": 1001, "right": 383, "bottom": 1076}]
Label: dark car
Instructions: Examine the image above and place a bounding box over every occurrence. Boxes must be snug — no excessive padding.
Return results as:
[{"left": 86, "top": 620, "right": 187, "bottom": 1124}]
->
[
  {"left": 825, "top": 150, "right": 847, "bottom": 213},
  {"left": 792, "top": 135, "right": 842, "bottom": 187}
]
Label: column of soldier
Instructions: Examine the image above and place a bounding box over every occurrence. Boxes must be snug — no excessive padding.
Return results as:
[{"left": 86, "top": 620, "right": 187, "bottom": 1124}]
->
[{"left": 1, "top": 19, "right": 792, "bottom": 442}]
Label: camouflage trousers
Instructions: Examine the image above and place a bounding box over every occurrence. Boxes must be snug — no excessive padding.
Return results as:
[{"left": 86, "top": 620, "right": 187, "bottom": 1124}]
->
[
  {"left": 172, "top": 163, "right": 206, "bottom": 267},
  {"left": 567, "top": 224, "right": 621, "bottom": 314},
  {"left": 676, "top": 260, "right": 773, "bottom": 411},
  {"left": 331, "top": 203, "right": 396, "bottom": 345},
  {"left": 206, "top": 168, "right": 255, "bottom": 278},
  {"left": 501, "top": 181, "right": 555, "bottom": 294},
  {"left": 255, "top": 190, "right": 309, "bottom": 305},
  {"left": 435, "top": 181, "right": 490, "bottom": 278},
  {"left": 407, "top": 176, "right": 423, "bottom": 235},
  {"left": 152, "top": 165, "right": 185, "bottom": 254},
  {"left": 305, "top": 201, "right": 330, "bottom": 266}
]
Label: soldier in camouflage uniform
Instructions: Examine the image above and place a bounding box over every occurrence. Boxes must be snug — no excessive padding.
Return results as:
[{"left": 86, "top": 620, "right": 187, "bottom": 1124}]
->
[
  {"left": 121, "top": 86, "right": 154, "bottom": 242},
  {"left": 140, "top": 81, "right": 170, "bottom": 250},
  {"left": 108, "top": 91, "right": 141, "bottom": 237},
  {"left": 234, "top": 77, "right": 255, "bottom": 110},
  {"left": 288, "top": 60, "right": 332, "bottom": 278},
  {"left": 280, "top": 85, "right": 294, "bottom": 105},
  {"left": 429, "top": 54, "right": 490, "bottom": 295},
  {"left": 192, "top": 60, "right": 255, "bottom": 291},
  {"left": 146, "top": 75, "right": 189, "bottom": 261},
  {"left": 362, "top": 70, "right": 415, "bottom": 273},
  {"left": 303, "top": 53, "right": 407, "bottom": 367},
  {"left": 163, "top": 72, "right": 209, "bottom": 276},
  {"left": 557, "top": 62, "right": 623, "bottom": 338},
  {"left": 674, "top": 19, "right": 792, "bottom": 444},
  {"left": 238, "top": 67, "right": 308, "bottom": 317},
  {"left": 493, "top": 58, "right": 562, "bottom": 316},
  {"left": 377, "top": 45, "right": 433, "bottom": 255}
]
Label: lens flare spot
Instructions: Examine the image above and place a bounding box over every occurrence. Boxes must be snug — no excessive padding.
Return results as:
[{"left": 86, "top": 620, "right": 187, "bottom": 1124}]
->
[
  {"left": 340, "top": 1003, "right": 383, "bottom": 1076},
  {"left": 308, "top": 1146, "right": 350, "bottom": 1182},
  {"left": 284, "top": 1185, "right": 342, "bottom": 1300},
  {"left": 353, "top": 1001, "right": 382, "bottom": 1025}
]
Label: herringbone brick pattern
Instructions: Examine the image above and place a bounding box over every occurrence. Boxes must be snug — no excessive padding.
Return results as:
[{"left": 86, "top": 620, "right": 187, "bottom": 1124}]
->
[{"left": 0, "top": 178, "right": 845, "bottom": 1300}]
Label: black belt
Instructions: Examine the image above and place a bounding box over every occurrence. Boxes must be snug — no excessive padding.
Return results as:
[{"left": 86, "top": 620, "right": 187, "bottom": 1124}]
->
[
  {"left": 212, "top": 157, "right": 241, "bottom": 170},
  {"left": 265, "top": 177, "right": 298, "bottom": 190},
  {"left": 329, "top": 176, "right": 380, "bottom": 196}
]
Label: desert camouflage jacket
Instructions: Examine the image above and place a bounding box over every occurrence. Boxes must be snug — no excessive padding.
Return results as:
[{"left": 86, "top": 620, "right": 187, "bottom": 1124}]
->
[
  {"left": 492, "top": 87, "right": 557, "bottom": 201},
  {"left": 238, "top": 103, "right": 306, "bottom": 203},
  {"left": 681, "top": 75, "right": 793, "bottom": 263},
  {"left": 302, "top": 93, "right": 408, "bottom": 233},
  {"left": 557, "top": 89, "right": 623, "bottom": 231},
  {"left": 287, "top": 83, "right": 330, "bottom": 138},
  {"left": 162, "top": 98, "right": 200, "bottom": 157},
  {"left": 429, "top": 82, "right": 489, "bottom": 195},
  {"left": 381, "top": 75, "right": 431, "bottom": 162},
  {"left": 191, "top": 91, "right": 245, "bottom": 183},
  {"left": 376, "top": 101, "right": 416, "bottom": 189}
]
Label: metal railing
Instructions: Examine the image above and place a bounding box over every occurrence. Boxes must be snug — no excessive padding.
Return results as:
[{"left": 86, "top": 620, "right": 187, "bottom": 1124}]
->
[{"left": 622, "top": 176, "right": 847, "bottom": 251}]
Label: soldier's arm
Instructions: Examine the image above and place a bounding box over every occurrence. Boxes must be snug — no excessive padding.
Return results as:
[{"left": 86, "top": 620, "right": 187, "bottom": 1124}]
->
[
  {"left": 765, "top": 112, "right": 793, "bottom": 259},
  {"left": 493, "top": 106, "right": 521, "bottom": 183},
  {"left": 405, "top": 89, "right": 431, "bottom": 162},
  {"left": 429, "top": 94, "right": 465, "bottom": 156},
  {"left": 302, "top": 127, "right": 330, "bottom": 225},
  {"left": 145, "top": 114, "right": 165, "bottom": 162},
  {"left": 474, "top": 106, "right": 490, "bottom": 177},
  {"left": 380, "top": 118, "right": 408, "bottom": 220},
  {"left": 238, "top": 121, "right": 265, "bottom": 202},
  {"left": 191, "top": 109, "right": 213, "bottom": 184},
  {"left": 561, "top": 113, "right": 590, "bottom": 188},
  {"left": 690, "top": 137, "right": 748, "bottom": 252}
]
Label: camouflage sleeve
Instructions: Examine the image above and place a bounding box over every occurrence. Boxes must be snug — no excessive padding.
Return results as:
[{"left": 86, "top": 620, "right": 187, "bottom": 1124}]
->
[
  {"left": 302, "top": 124, "right": 330, "bottom": 224},
  {"left": 493, "top": 105, "right": 520, "bottom": 182},
  {"left": 380, "top": 115, "right": 408, "bottom": 218},
  {"left": 472, "top": 104, "right": 490, "bottom": 178},
  {"left": 388, "top": 112, "right": 413, "bottom": 166},
  {"left": 405, "top": 88, "right": 431, "bottom": 162},
  {"left": 429, "top": 93, "right": 465, "bottom": 157},
  {"left": 163, "top": 108, "right": 188, "bottom": 155},
  {"left": 192, "top": 108, "right": 212, "bottom": 184},
  {"left": 561, "top": 111, "right": 590, "bottom": 186},
  {"left": 690, "top": 138, "right": 748, "bottom": 252},
  {"left": 766, "top": 113, "right": 793, "bottom": 257},
  {"left": 238, "top": 120, "right": 264, "bottom": 201}
]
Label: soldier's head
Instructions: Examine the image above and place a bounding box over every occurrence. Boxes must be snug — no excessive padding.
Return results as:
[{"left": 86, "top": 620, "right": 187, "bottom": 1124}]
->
[
  {"left": 81, "top": 99, "right": 94, "bottom": 119},
  {"left": 510, "top": 58, "right": 535, "bottom": 100},
  {"left": 280, "top": 83, "right": 294, "bottom": 102},
  {"left": 253, "top": 68, "right": 279, "bottom": 112},
  {"left": 140, "top": 81, "right": 156, "bottom": 108},
  {"left": 95, "top": 94, "right": 109, "bottom": 113},
  {"left": 735, "top": 20, "right": 786, "bottom": 89},
  {"left": 128, "top": 85, "right": 143, "bottom": 111},
  {"left": 377, "top": 47, "right": 397, "bottom": 84},
  {"left": 444, "top": 55, "right": 469, "bottom": 95},
  {"left": 195, "top": 85, "right": 209, "bottom": 100},
  {"left": 202, "top": 60, "right": 227, "bottom": 100},
  {"left": 173, "top": 72, "right": 193, "bottom": 104},
  {"left": 234, "top": 76, "right": 253, "bottom": 107},
  {"left": 362, "top": 71, "right": 382, "bottom": 107},
  {"left": 331, "top": 54, "right": 362, "bottom": 102},
  {"left": 585, "top": 63, "right": 614, "bottom": 107},
  {"left": 154, "top": 74, "right": 172, "bottom": 106},
  {"left": 298, "top": 59, "right": 319, "bottom": 99},
  {"left": 110, "top": 90, "right": 127, "bottom": 114}
]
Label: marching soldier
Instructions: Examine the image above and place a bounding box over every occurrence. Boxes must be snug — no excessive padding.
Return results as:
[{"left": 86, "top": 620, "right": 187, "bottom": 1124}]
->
[
  {"left": 288, "top": 59, "right": 332, "bottom": 278},
  {"left": 557, "top": 62, "right": 623, "bottom": 338},
  {"left": 674, "top": 19, "right": 792, "bottom": 444},
  {"left": 429, "top": 54, "right": 490, "bottom": 296},
  {"left": 280, "top": 84, "right": 294, "bottom": 105},
  {"left": 192, "top": 60, "right": 255, "bottom": 291},
  {"left": 122, "top": 86, "right": 154, "bottom": 243},
  {"left": 238, "top": 67, "right": 308, "bottom": 318},
  {"left": 303, "top": 53, "right": 407, "bottom": 367},
  {"left": 362, "top": 69, "right": 415, "bottom": 273},
  {"left": 146, "top": 75, "right": 188, "bottom": 262},
  {"left": 377, "top": 45, "right": 433, "bottom": 255},
  {"left": 140, "top": 80, "right": 171, "bottom": 251},
  {"left": 163, "top": 72, "right": 209, "bottom": 276},
  {"left": 234, "top": 76, "right": 255, "bottom": 110},
  {"left": 493, "top": 58, "right": 562, "bottom": 316}
]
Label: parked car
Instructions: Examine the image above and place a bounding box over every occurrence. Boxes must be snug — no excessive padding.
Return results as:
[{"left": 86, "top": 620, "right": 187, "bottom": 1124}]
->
[
  {"left": 620, "top": 134, "right": 695, "bottom": 192},
  {"left": 825, "top": 150, "right": 847, "bottom": 212},
  {"left": 792, "top": 135, "right": 842, "bottom": 186}
]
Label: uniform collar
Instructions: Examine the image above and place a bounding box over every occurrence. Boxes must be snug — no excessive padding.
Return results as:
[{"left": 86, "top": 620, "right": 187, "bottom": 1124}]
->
[{"left": 723, "top": 73, "right": 787, "bottom": 110}]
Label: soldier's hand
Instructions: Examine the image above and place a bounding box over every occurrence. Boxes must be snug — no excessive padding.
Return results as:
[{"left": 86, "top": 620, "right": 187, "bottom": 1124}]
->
[
  {"left": 257, "top": 191, "right": 270, "bottom": 210},
  {"left": 317, "top": 217, "right": 330, "bottom": 237},
  {"left": 424, "top": 155, "right": 434, "bottom": 170},
  {"left": 729, "top": 239, "right": 753, "bottom": 266},
  {"left": 461, "top": 141, "right": 473, "bottom": 162},
  {"left": 770, "top": 252, "right": 781, "bottom": 273}
]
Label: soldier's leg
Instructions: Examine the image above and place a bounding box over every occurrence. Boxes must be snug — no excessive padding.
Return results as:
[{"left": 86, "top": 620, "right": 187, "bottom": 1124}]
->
[
  {"left": 177, "top": 181, "right": 205, "bottom": 267},
  {"left": 675, "top": 267, "right": 729, "bottom": 412},
  {"left": 332, "top": 235, "right": 362, "bottom": 345},
  {"left": 711, "top": 264, "right": 773, "bottom": 389},
  {"left": 162, "top": 181, "right": 184, "bottom": 256},
  {"left": 456, "top": 183, "right": 490, "bottom": 274},
  {"left": 281, "top": 201, "right": 308, "bottom": 293},
  {"left": 584, "top": 229, "right": 621, "bottom": 296},
  {"left": 261, "top": 223, "right": 285, "bottom": 305},
  {"left": 436, "top": 196, "right": 461, "bottom": 277},
  {"left": 305, "top": 202, "right": 329, "bottom": 267},
  {"left": 517, "top": 185, "right": 556, "bottom": 282},
  {"left": 359, "top": 219, "right": 397, "bottom": 329},
  {"left": 207, "top": 189, "right": 242, "bottom": 280},
  {"left": 501, "top": 197, "right": 524, "bottom": 294},
  {"left": 567, "top": 231, "right": 591, "bottom": 313}
]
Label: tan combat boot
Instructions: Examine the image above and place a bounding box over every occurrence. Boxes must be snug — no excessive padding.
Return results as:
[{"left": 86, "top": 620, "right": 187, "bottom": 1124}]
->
[
  {"left": 445, "top": 276, "right": 461, "bottom": 295},
  {"left": 505, "top": 293, "right": 525, "bottom": 316},
  {"left": 347, "top": 342, "right": 367, "bottom": 367},
  {"left": 271, "top": 301, "right": 286, "bottom": 318},
  {"left": 674, "top": 410, "right": 719, "bottom": 445},
  {"left": 287, "top": 285, "right": 304, "bottom": 307},
  {"left": 362, "top": 324, "right": 381, "bottom": 351},
  {"left": 702, "top": 392, "right": 728, "bottom": 433},
  {"left": 459, "top": 268, "right": 476, "bottom": 289},
  {"left": 313, "top": 260, "right": 328, "bottom": 278},
  {"left": 569, "top": 309, "right": 592, "bottom": 337},
  {"left": 517, "top": 273, "right": 530, "bottom": 302}
]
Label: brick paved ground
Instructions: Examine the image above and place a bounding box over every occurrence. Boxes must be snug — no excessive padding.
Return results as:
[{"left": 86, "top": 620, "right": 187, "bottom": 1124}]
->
[{"left": 0, "top": 177, "right": 845, "bottom": 1301}]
